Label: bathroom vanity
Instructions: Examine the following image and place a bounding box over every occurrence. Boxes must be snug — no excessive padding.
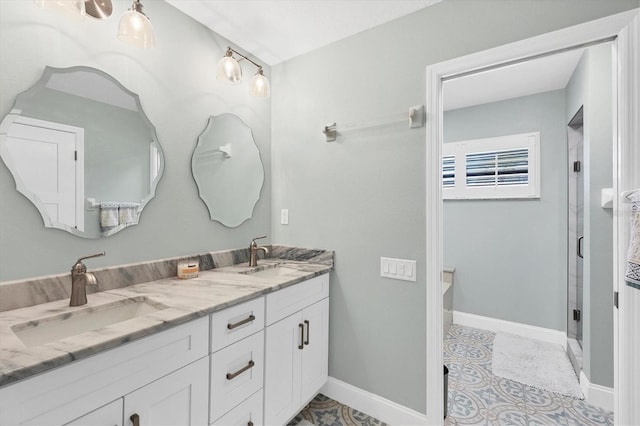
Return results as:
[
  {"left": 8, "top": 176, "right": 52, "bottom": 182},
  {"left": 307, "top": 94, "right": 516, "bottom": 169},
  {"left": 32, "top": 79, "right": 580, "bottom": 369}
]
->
[{"left": 0, "top": 246, "right": 333, "bottom": 426}]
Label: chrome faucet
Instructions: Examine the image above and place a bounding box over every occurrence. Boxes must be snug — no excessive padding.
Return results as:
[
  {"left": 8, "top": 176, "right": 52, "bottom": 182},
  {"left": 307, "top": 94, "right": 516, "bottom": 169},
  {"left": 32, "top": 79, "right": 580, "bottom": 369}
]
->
[
  {"left": 249, "top": 236, "right": 269, "bottom": 267},
  {"left": 70, "top": 252, "right": 105, "bottom": 306}
]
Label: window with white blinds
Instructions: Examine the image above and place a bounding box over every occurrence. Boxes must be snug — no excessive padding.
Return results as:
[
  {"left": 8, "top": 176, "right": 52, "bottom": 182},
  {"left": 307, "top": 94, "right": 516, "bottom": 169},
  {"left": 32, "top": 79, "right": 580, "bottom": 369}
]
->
[{"left": 443, "top": 132, "right": 540, "bottom": 200}]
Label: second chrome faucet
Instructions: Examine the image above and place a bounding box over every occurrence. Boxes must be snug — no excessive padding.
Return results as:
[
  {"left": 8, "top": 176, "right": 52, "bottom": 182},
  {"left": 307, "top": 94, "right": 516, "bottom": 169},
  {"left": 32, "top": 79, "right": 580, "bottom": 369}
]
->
[{"left": 249, "top": 236, "right": 269, "bottom": 267}]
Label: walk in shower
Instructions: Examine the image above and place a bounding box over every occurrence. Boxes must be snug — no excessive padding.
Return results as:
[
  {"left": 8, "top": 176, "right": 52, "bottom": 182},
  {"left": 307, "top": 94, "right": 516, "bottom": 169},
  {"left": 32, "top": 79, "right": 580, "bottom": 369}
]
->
[{"left": 567, "top": 107, "right": 584, "bottom": 373}]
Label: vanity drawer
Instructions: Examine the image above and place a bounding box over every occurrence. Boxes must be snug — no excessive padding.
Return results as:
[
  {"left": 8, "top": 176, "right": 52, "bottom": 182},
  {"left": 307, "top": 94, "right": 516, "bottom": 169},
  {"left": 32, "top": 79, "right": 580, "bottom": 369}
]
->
[
  {"left": 211, "top": 389, "right": 263, "bottom": 426},
  {"left": 266, "top": 273, "right": 329, "bottom": 325},
  {"left": 211, "top": 297, "right": 265, "bottom": 353},
  {"left": 210, "top": 331, "right": 264, "bottom": 422}
]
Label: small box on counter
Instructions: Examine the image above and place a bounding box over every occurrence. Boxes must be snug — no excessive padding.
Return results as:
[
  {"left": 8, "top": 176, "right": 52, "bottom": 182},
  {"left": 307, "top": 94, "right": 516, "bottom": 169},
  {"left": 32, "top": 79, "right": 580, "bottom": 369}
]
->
[{"left": 177, "top": 260, "right": 199, "bottom": 279}]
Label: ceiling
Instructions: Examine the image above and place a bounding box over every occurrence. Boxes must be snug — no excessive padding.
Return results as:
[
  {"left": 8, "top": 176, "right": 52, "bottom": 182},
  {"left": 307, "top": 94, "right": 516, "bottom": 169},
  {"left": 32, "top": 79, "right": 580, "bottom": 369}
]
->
[
  {"left": 444, "top": 48, "right": 585, "bottom": 111},
  {"left": 165, "top": 0, "right": 585, "bottom": 110},
  {"left": 165, "top": 0, "right": 441, "bottom": 65}
]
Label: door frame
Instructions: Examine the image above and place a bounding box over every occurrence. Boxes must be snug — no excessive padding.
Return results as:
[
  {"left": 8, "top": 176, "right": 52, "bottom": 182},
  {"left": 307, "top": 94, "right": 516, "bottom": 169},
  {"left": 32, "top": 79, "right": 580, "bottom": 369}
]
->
[{"left": 425, "top": 9, "right": 639, "bottom": 424}]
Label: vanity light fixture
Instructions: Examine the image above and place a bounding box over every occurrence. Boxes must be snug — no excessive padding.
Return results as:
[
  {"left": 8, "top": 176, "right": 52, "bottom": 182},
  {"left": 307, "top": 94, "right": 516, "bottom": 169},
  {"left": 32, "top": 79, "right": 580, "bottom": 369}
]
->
[
  {"left": 217, "top": 47, "right": 270, "bottom": 98},
  {"left": 118, "top": 0, "right": 155, "bottom": 48},
  {"left": 34, "top": 0, "right": 113, "bottom": 20},
  {"left": 33, "top": 0, "right": 85, "bottom": 19}
]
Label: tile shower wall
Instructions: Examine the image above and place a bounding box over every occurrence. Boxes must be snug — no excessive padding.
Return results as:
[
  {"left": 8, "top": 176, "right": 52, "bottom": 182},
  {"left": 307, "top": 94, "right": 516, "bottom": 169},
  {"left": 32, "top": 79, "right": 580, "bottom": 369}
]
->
[{"left": 0, "top": 0, "right": 271, "bottom": 281}]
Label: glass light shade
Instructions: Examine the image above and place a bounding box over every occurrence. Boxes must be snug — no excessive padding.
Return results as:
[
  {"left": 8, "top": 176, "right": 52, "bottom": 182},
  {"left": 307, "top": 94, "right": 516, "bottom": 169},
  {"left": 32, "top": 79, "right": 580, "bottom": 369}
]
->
[
  {"left": 34, "top": 0, "right": 85, "bottom": 19},
  {"left": 217, "top": 56, "right": 242, "bottom": 84},
  {"left": 118, "top": 10, "right": 155, "bottom": 48},
  {"left": 249, "top": 72, "right": 270, "bottom": 98}
]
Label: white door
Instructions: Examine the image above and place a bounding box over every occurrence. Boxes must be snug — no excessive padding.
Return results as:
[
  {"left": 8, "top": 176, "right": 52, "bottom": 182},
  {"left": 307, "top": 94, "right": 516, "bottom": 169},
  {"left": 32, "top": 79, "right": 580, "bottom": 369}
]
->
[
  {"left": 123, "top": 357, "right": 208, "bottom": 426},
  {"left": 264, "top": 313, "right": 302, "bottom": 426},
  {"left": 64, "top": 399, "right": 123, "bottom": 426},
  {"left": 5, "top": 117, "right": 83, "bottom": 231},
  {"left": 300, "top": 298, "right": 329, "bottom": 404}
]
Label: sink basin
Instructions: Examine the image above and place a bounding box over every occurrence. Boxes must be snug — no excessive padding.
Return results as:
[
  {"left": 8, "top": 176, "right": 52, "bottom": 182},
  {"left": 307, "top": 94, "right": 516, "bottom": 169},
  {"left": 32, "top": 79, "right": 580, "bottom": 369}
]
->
[
  {"left": 244, "top": 266, "right": 299, "bottom": 278},
  {"left": 11, "top": 297, "right": 168, "bottom": 347}
]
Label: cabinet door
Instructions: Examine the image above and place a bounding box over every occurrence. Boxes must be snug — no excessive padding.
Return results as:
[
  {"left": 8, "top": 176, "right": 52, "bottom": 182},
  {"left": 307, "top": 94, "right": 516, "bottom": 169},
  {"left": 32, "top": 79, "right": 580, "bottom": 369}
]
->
[
  {"left": 300, "top": 298, "right": 329, "bottom": 404},
  {"left": 124, "top": 357, "right": 208, "bottom": 426},
  {"left": 264, "top": 313, "right": 303, "bottom": 426},
  {"left": 64, "top": 399, "right": 123, "bottom": 426}
]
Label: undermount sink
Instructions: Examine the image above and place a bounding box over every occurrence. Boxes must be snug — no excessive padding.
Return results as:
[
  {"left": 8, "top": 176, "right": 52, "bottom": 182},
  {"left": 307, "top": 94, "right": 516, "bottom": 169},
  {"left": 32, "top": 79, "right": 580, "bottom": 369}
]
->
[
  {"left": 244, "top": 265, "right": 299, "bottom": 278},
  {"left": 11, "top": 297, "right": 168, "bottom": 348}
]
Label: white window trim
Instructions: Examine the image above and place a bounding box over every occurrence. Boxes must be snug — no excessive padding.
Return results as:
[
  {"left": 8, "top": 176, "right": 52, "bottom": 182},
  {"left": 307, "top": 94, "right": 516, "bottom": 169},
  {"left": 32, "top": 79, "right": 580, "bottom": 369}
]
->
[{"left": 443, "top": 131, "right": 540, "bottom": 200}]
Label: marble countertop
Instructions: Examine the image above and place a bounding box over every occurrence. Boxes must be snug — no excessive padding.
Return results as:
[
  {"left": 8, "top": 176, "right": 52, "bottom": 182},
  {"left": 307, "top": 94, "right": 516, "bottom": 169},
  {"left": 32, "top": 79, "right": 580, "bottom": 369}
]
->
[{"left": 0, "top": 259, "right": 331, "bottom": 388}]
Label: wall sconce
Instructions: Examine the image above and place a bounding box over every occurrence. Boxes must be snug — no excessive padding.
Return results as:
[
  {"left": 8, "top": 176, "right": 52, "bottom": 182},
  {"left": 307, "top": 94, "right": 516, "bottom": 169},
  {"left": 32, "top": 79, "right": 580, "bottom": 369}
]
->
[
  {"left": 217, "top": 47, "right": 270, "bottom": 98},
  {"left": 118, "top": 0, "right": 155, "bottom": 48},
  {"left": 34, "top": 0, "right": 112, "bottom": 20}
]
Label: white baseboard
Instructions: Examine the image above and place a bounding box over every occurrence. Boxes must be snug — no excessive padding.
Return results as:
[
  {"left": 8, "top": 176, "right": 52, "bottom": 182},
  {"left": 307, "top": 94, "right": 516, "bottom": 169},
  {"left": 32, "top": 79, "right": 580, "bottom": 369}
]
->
[
  {"left": 580, "top": 371, "right": 614, "bottom": 411},
  {"left": 320, "top": 377, "right": 429, "bottom": 426},
  {"left": 453, "top": 311, "right": 567, "bottom": 349}
]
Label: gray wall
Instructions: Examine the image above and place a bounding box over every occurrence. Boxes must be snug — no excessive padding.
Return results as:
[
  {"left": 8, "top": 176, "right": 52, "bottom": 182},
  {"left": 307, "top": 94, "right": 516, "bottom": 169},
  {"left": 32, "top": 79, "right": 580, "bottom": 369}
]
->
[
  {"left": 443, "top": 90, "right": 568, "bottom": 331},
  {"left": 566, "top": 44, "right": 614, "bottom": 388},
  {"left": 0, "top": 0, "right": 272, "bottom": 281},
  {"left": 271, "top": 0, "right": 636, "bottom": 413}
]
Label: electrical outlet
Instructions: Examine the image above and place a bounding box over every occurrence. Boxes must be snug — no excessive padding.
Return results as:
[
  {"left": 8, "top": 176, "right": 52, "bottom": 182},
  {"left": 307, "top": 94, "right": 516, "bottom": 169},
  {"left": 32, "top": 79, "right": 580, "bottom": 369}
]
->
[{"left": 280, "top": 209, "right": 289, "bottom": 225}]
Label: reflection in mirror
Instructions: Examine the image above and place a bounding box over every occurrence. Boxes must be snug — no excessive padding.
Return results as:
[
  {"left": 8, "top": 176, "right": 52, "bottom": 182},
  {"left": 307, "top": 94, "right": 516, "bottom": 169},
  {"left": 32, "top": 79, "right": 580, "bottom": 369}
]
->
[
  {"left": 192, "top": 114, "right": 264, "bottom": 227},
  {"left": 0, "top": 66, "right": 164, "bottom": 238}
]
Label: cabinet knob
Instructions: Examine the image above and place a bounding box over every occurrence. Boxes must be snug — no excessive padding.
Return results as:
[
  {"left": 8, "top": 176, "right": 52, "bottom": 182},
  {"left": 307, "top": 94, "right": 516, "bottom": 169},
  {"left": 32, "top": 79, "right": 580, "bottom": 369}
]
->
[{"left": 130, "top": 413, "right": 140, "bottom": 426}]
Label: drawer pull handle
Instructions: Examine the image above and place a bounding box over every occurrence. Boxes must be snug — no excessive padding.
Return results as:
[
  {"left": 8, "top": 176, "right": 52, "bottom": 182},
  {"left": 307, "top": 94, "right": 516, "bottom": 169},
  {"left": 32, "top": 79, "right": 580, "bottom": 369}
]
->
[
  {"left": 130, "top": 413, "right": 140, "bottom": 426},
  {"left": 304, "top": 320, "right": 310, "bottom": 345},
  {"left": 226, "top": 360, "right": 255, "bottom": 380},
  {"left": 227, "top": 314, "right": 256, "bottom": 330},
  {"left": 298, "top": 323, "right": 305, "bottom": 350},
  {"left": 248, "top": 422, "right": 254, "bottom": 426}
]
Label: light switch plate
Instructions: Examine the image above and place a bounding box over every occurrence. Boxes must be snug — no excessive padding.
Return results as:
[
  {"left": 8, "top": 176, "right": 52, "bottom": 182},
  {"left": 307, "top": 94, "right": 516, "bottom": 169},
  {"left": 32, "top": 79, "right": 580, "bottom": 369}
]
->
[
  {"left": 280, "top": 209, "right": 289, "bottom": 225},
  {"left": 380, "top": 257, "right": 416, "bottom": 282}
]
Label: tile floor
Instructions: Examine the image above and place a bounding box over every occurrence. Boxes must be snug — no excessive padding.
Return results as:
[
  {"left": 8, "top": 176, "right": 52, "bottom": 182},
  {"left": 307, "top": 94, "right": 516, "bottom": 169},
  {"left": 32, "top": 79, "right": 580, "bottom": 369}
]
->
[
  {"left": 290, "top": 324, "right": 614, "bottom": 425},
  {"left": 289, "top": 393, "right": 387, "bottom": 426},
  {"left": 445, "top": 324, "right": 614, "bottom": 425}
]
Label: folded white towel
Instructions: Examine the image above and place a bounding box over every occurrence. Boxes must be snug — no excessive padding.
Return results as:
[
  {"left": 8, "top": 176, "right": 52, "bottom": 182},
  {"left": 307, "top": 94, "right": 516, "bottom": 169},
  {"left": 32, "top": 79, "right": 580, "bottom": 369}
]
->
[
  {"left": 625, "top": 192, "right": 640, "bottom": 289},
  {"left": 118, "top": 202, "right": 139, "bottom": 225},
  {"left": 100, "top": 202, "right": 119, "bottom": 228}
]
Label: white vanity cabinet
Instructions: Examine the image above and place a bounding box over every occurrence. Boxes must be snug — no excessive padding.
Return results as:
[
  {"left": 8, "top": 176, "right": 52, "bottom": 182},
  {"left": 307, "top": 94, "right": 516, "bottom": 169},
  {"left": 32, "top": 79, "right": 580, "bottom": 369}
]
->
[
  {"left": 0, "top": 271, "right": 331, "bottom": 426},
  {"left": 209, "top": 297, "right": 265, "bottom": 425},
  {"left": 65, "top": 399, "right": 123, "bottom": 426},
  {"left": 123, "top": 357, "right": 209, "bottom": 426},
  {"left": 264, "top": 275, "right": 330, "bottom": 425},
  {"left": 0, "top": 317, "right": 210, "bottom": 426}
]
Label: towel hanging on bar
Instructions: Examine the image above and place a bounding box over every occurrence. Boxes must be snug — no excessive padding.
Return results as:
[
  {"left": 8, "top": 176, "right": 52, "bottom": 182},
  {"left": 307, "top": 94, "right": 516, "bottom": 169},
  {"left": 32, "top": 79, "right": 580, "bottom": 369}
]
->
[{"left": 625, "top": 189, "right": 640, "bottom": 289}]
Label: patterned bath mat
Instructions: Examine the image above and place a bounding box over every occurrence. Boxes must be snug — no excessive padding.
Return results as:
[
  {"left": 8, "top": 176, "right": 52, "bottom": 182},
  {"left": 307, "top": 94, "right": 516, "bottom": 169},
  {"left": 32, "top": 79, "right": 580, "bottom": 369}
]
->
[{"left": 491, "top": 333, "right": 584, "bottom": 399}]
